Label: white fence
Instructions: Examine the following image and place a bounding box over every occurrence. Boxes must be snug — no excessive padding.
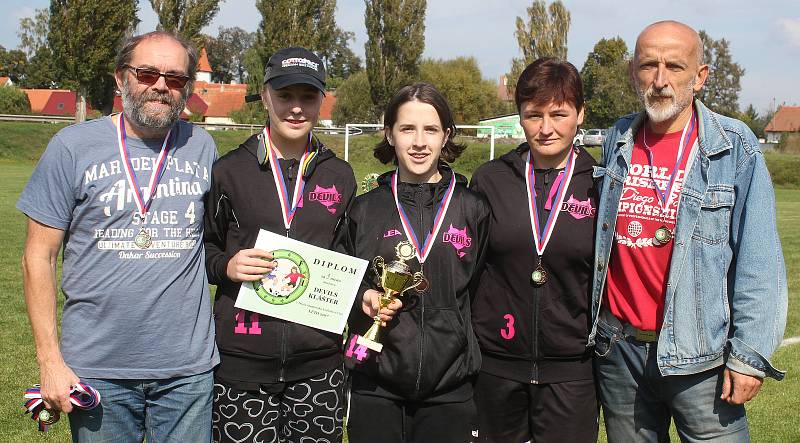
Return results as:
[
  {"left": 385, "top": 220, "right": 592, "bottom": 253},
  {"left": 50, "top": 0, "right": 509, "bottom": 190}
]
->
[
  {"left": 343, "top": 123, "right": 497, "bottom": 162},
  {"left": 1, "top": 115, "right": 498, "bottom": 159}
]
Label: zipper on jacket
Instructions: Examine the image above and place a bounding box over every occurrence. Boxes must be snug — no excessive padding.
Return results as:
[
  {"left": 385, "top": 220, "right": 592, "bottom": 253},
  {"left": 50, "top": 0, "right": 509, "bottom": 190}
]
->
[
  {"left": 530, "top": 170, "right": 552, "bottom": 385},
  {"left": 413, "top": 184, "right": 426, "bottom": 397},
  {"left": 279, "top": 322, "right": 287, "bottom": 382},
  {"left": 530, "top": 287, "right": 540, "bottom": 384}
]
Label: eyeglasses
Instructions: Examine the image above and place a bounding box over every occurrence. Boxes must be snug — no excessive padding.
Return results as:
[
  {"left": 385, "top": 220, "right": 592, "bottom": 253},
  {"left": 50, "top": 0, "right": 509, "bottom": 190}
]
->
[{"left": 123, "top": 65, "right": 191, "bottom": 89}]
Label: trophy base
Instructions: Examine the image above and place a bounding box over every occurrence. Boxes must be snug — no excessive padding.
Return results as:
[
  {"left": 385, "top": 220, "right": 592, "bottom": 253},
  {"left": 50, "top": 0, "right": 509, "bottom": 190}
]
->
[{"left": 356, "top": 335, "right": 383, "bottom": 353}]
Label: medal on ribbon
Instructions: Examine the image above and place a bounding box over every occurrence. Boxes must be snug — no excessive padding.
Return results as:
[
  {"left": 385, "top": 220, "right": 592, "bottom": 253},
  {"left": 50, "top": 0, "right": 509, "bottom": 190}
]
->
[
  {"left": 525, "top": 148, "right": 577, "bottom": 286},
  {"left": 641, "top": 111, "right": 696, "bottom": 246},
  {"left": 391, "top": 171, "right": 457, "bottom": 292},
  {"left": 261, "top": 127, "right": 316, "bottom": 233},
  {"left": 24, "top": 382, "right": 101, "bottom": 432},
  {"left": 115, "top": 113, "right": 173, "bottom": 249}
]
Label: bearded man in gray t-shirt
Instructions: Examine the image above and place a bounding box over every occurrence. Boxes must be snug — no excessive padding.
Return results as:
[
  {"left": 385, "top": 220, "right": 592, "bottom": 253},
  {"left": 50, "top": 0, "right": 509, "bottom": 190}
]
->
[{"left": 18, "top": 31, "right": 219, "bottom": 442}]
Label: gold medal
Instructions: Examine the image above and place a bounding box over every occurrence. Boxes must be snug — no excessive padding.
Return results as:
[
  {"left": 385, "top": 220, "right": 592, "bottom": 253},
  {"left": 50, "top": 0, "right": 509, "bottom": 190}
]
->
[
  {"left": 134, "top": 228, "right": 152, "bottom": 249},
  {"left": 38, "top": 408, "right": 60, "bottom": 425},
  {"left": 531, "top": 264, "right": 548, "bottom": 285},
  {"left": 653, "top": 226, "right": 673, "bottom": 246}
]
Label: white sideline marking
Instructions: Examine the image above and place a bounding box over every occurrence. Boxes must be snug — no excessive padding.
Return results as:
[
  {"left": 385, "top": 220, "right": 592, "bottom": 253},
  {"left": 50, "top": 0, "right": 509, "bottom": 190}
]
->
[{"left": 780, "top": 336, "right": 800, "bottom": 347}]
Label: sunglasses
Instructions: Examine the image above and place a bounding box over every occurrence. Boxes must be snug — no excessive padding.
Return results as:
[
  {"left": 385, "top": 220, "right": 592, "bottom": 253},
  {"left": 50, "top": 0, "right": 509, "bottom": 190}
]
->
[{"left": 123, "top": 65, "right": 191, "bottom": 89}]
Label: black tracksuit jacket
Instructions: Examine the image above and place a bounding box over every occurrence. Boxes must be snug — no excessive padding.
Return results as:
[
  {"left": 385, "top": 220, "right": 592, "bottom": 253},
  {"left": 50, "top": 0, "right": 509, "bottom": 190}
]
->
[
  {"left": 203, "top": 133, "right": 356, "bottom": 390},
  {"left": 469, "top": 144, "right": 598, "bottom": 384},
  {"left": 340, "top": 166, "right": 490, "bottom": 402}
]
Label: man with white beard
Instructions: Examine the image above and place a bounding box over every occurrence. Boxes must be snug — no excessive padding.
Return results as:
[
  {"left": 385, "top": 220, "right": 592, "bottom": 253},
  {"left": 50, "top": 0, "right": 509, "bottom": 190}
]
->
[
  {"left": 588, "top": 21, "right": 787, "bottom": 442},
  {"left": 18, "top": 31, "right": 218, "bottom": 441}
]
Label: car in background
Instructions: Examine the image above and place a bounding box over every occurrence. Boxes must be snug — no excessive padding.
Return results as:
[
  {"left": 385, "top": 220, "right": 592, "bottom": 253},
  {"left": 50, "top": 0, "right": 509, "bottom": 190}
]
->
[
  {"left": 573, "top": 128, "right": 586, "bottom": 146},
  {"left": 583, "top": 128, "right": 607, "bottom": 146}
]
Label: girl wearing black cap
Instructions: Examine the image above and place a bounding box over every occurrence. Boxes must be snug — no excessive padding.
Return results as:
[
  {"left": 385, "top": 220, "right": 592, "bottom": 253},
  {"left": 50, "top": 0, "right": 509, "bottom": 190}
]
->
[
  {"left": 340, "top": 82, "right": 489, "bottom": 443},
  {"left": 204, "top": 47, "right": 356, "bottom": 443}
]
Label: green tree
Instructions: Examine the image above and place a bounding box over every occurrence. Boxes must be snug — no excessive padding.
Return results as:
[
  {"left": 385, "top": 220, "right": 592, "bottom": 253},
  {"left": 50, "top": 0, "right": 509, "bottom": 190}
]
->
[
  {"left": 202, "top": 26, "right": 254, "bottom": 84},
  {"left": 17, "top": 8, "right": 50, "bottom": 57},
  {"left": 22, "top": 46, "right": 61, "bottom": 89},
  {"left": 149, "top": 0, "right": 220, "bottom": 46},
  {"left": 737, "top": 103, "right": 771, "bottom": 140},
  {"left": 0, "top": 46, "right": 29, "bottom": 84},
  {"left": 247, "top": 0, "right": 339, "bottom": 89},
  {"left": 696, "top": 30, "right": 744, "bottom": 118},
  {"left": 419, "top": 57, "right": 505, "bottom": 124},
  {"left": 325, "top": 28, "right": 362, "bottom": 89},
  {"left": 364, "top": 0, "right": 426, "bottom": 116},
  {"left": 242, "top": 0, "right": 349, "bottom": 123},
  {"left": 331, "top": 71, "right": 378, "bottom": 125},
  {"left": 49, "top": 0, "right": 138, "bottom": 121},
  {"left": 507, "top": 0, "right": 570, "bottom": 93},
  {"left": 0, "top": 86, "right": 32, "bottom": 114},
  {"left": 580, "top": 37, "right": 640, "bottom": 128}
]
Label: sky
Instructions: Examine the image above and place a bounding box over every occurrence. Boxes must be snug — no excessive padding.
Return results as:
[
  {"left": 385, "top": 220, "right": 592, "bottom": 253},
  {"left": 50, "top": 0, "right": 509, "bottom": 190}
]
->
[{"left": 2, "top": 0, "right": 799, "bottom": 114}]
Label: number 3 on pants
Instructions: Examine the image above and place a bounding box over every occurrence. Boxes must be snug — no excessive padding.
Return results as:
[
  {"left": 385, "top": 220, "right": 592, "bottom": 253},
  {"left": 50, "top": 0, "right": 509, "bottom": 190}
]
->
[{"left": 500, "top": 313, "right": 515, "bottom": 340}]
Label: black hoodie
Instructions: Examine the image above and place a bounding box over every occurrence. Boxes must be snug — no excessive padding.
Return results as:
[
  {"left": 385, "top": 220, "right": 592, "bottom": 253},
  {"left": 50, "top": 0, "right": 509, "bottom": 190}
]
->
[
  {"left": 341, "top": 166, "right": 490, "bottom": 402},
  {"left": 469, "top": 144, "right": 598, "bottom": 384},
  {"left": 203, "top": 133, "right": 356, "bottom": 389}
]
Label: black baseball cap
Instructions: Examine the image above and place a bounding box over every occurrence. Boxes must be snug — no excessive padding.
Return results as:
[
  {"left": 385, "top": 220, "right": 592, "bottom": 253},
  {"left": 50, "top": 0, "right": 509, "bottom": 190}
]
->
[{"left": 264, "top": 47, "right": 326, "bottom": 92}]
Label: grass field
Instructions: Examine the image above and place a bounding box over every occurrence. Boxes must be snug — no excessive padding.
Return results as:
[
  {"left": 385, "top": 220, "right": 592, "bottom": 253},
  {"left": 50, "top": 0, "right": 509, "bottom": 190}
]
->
[{"left": 0, "top": 124, "right": 797, "bottom": 441}]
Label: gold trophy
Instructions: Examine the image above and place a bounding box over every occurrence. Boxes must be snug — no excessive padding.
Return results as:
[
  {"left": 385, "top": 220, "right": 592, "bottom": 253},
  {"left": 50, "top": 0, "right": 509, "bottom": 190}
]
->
[{"left": 356, "top": 241, "right": 423, "bottom": 352}]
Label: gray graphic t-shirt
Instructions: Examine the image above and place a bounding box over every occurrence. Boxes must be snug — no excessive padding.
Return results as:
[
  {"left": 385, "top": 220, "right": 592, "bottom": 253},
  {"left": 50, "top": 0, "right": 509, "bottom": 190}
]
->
[{"left": 17, "top": 116, "right": 219, "bottom": 378}]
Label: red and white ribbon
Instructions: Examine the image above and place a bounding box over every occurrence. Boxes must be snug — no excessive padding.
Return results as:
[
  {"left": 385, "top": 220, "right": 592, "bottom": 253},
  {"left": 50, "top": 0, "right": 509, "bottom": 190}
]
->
[
  {"left": 263, "top": 127, "right": 315, "bottom": 231},
  {"left": 24, "top": 382, "right": 101, "bottom": 432},
  {"left": 115, "top": 113, "right": 172, "bottom": 216},
  {"left": 391, "top": 171, "right": 456, "bottom": 264},
  {"left": 525, "top": 148, "right": 577, "bottom": 258}
]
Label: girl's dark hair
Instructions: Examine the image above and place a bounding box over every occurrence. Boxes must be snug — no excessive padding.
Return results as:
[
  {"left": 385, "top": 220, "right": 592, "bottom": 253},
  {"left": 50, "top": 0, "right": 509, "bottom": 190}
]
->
[
  {"left": 514, "top": 57, "right": 583, "bottom": 114},
  {"left": 374, "top": 82, "right": 466, "bottom": 164}
]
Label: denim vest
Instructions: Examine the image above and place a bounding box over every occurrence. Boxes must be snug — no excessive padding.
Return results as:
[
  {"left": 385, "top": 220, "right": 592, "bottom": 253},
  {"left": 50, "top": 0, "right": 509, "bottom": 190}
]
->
[{"left": 589, "top": 100, "right": 787, "bottom": 380}]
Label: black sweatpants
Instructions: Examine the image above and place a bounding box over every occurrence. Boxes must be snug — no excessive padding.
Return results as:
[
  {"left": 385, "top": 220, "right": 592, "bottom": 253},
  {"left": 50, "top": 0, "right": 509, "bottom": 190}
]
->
[
  {"left": 473, "top": 371, "right": 598, "bottom": 443},
  {"left": 347, "top": 392, "right": 476, "bottom": 443},
  {"left": 212, "top": 367, "right": 345, "bottom": 443}
]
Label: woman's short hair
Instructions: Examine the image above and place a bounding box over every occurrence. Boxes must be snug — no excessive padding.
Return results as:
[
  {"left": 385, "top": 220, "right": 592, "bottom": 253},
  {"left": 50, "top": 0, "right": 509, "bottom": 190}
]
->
[
  {"left": 514, "top": 57, "right": 583, "bottom": 114},
  {"left": 374, "top": 82, "right": 466, "bottom": 164}
]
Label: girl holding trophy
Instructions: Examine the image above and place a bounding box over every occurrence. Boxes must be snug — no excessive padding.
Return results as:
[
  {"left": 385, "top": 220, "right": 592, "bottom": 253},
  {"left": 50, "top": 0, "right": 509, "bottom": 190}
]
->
[
  {"left": 203, "top": 47, "right": 356, "bottom": 443},
  {"left": 341, "top": 82, "right": 489, "bottom": 443},
  {"left": 469, "top": 58, "right": 599, "bottom": 442}
]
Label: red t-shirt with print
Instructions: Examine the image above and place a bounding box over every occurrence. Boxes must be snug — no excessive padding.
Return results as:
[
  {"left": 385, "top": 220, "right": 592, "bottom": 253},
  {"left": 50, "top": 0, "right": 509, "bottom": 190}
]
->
[{"left": 605, "top": 119, "right": 698, "bottom": 331}]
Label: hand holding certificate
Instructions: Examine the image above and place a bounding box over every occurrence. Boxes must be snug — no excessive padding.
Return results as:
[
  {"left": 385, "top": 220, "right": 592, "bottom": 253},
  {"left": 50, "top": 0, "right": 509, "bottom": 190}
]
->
[{"left": 235, "top": 229, "right": 368, "bottom": 334}]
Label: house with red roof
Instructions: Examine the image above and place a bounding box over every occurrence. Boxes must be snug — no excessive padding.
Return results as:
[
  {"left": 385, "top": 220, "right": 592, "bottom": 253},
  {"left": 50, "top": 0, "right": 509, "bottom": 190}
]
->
[
  {"left": 196, "top": 48, "right": 213, "bottom": 83},
  {"left": 765, "top": 106, "right": 800, "bottom": 143},
  {"left": 319, "top": 93, "right": 337, "bottom": 127},
  {"left": 16, "top": 45, "right": 337, "bottom": 125},
  {"left": 22, "top": 89, "right": 76, "bottom": 115},
  {"left": 0, "top": 76, "right": 13, "bottom": 87}
]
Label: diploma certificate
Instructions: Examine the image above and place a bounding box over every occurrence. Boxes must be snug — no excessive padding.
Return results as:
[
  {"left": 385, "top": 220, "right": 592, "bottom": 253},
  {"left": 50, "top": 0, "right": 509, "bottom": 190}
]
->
[{"left": 234, "top": 229, "right": 368, "bottom": 334}]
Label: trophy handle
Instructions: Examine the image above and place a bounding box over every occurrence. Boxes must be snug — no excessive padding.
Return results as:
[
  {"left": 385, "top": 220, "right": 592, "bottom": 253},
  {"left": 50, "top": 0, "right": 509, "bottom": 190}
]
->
[
  {"left": 372, "top": 256, "right": 385, "bottom": 279},
  {"left": 401, "top": 271, "right": 425, "bottom": 294}
]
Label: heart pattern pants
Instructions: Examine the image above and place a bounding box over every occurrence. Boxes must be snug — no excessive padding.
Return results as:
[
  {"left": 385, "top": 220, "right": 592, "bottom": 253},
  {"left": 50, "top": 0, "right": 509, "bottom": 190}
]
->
[{"left": 212, "top": 367, "right": 345, "bottom": 443}]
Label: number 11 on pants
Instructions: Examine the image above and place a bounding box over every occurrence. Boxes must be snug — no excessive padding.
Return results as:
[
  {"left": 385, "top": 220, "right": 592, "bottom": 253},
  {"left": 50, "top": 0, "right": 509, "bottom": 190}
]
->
[{"left": 234, "top": 310, "right": 262, "bottom": 335}]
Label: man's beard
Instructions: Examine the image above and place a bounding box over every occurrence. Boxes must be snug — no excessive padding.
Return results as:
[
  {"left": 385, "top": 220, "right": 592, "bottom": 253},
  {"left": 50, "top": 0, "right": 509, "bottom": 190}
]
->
[
  {"left": 636, "top": 80, "right": 694, "bottom": 123},
  {"left": 121, "top": 78, "right": 187, "bottom": 130}
]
